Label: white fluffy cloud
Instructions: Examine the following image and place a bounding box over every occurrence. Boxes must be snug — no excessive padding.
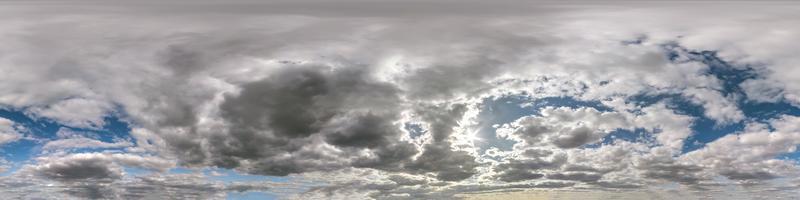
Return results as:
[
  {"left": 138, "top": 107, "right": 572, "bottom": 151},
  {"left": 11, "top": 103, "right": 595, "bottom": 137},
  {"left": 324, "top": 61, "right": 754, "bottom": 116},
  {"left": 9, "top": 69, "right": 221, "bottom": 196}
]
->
[
  {"left": 42, "top": 137, "right": 132, "bottom": 151},
  {"left": 0, "top": 117, "right": 22, "bottom": 145},
  {"left": 28, "top": 98, "right": 113, "bottom": 129},
  {"left": 683, "top": 116, "right": 800, "bottom": 182}
]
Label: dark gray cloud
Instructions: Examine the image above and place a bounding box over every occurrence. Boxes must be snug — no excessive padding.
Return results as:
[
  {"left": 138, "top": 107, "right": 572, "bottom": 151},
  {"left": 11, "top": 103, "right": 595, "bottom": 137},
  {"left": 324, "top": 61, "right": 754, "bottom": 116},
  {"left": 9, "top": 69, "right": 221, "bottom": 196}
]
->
[
  {"left": 211, "top": 65, "right": 415, "bottom": 174},
  {"left": 406, "top": 143, "right": 478, "bottom": 181},
  {"left": 0, "top": 170, "right": 287, "bottom": 199},
  {"left": 62, "top": 184, "right": 114, "bottom": 199},
  {"left": 493, "top": 149, "right": 567, "bottom": 182},
  {"left": 720, "top": 170, "right": 777, "bottom": 181},
  {"left": 387, "top": 175, "right": 427, "bottom": 186},
  {"left": 546, "top": 172, "right": 603, "bottom": 182},
  {"left": 404, "top": 104, "right": 479, "bottom": 181},
  {"left": 635, "top": 156, "right": 705, "bottom": 185},
  {"left": 496, "top": 169, "right": 545, "bottom": 183},
  {"left": 32, "top": 156, "right": 122, "bottom": 181},
  {"left": 146, "top": 64, "right": 419, "bottom": 178},
  {"left": 147, "top": 63, "right": 484, "bottom": 181},
  {"left": 593, "top": 181, "right": 642, "bottom": 189},
  {"left": 551, "top": 126, "right": 596, "bottom": 148},
  {"left": 9, "top": 153, "right": 184, "bottom": 199}
]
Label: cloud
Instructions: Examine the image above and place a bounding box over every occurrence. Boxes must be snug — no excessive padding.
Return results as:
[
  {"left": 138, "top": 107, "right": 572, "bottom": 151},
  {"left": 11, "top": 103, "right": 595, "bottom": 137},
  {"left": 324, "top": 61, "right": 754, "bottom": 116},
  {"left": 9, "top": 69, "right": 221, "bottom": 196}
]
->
[
  {"left": 42, "top": 137, "right": 132, "bottom": 151},
  {"left": 4, "top": 153, "right": 271, "bottom": 199},
  {"left": 545, "top": 172, "right": 603, "bottom": 182},
  {"left": 682, "top": 115, "right": 800, "bottom": 182},
  {"left": 497, "top": 106, "right": 630, "bottom": 149},
  {"left": 491, "top": 149, "right": 566, "bottom": 182},
  {"left": 27, "top": 98, "right": 114, "bottom": 129},
  {"left": 0, "top": 169, "right": 290, "bottom": 199},
  {"left": 740, "top": 78, "right": 786, "bottom": 103},
  {"left": 1, "top": 1, "right": 800, "bottom": 199},
  {"left": 403, "top": 104, "right": 479, "bottom": 181},
  {"left": 27, "top": 154, "right": 124, "bottom": 181},
  {"left": 23, "top": 153, "right": 174, "bottom": 181},
  {"left": 683, "top": 88, "right": 744, "bottom": 125},
  {"left": 198, "top": 65, "right": 419, "bottom": 176},
  {"left": 634, "top": 148, "right": 705, "bottom": 184},
  {"left": 0, "top": 117, "right": 22, "bottom": 145}
]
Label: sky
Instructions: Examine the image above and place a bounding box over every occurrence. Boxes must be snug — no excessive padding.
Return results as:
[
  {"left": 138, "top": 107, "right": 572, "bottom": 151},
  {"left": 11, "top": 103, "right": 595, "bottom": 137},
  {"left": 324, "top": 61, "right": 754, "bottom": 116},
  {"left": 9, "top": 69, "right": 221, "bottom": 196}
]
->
[{"left": 1, "top": 1, "right": 800, "bottom": 199}]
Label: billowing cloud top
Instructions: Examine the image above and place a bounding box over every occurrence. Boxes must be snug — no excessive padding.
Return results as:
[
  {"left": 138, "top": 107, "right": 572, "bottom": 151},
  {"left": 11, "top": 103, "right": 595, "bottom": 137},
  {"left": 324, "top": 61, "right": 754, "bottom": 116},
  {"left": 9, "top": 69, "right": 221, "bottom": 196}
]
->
[{"left": 1, "top": 1, "right": 800, "bottom": 199}]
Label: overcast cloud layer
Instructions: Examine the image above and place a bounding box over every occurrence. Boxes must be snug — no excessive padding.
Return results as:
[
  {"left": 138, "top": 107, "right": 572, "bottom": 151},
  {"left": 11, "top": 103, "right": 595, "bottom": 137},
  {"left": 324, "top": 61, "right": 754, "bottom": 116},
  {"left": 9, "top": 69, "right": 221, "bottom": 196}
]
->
[{"left": 2, "top": 1, "right": 800, "bottom": 199}]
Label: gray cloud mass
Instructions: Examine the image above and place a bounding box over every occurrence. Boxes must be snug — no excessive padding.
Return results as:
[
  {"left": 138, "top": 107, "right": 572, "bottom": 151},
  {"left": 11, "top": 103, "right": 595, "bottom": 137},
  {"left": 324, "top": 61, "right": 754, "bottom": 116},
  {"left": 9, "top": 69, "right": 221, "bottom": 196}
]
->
[{"left": 1, "top": 1, "right": 800, "bottom": 199}]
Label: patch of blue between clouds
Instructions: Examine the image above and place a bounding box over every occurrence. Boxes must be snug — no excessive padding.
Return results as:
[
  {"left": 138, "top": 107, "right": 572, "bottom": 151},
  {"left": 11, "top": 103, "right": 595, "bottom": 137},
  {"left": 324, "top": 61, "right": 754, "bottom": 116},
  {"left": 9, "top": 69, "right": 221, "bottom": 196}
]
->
[
  {"left": 0, "top": 108, "right": 134, "bottom": 174},
  {"left": 585, "top": 128, "right": 653, "bottom": 149},
  {"left": 475, "top": 42, "right": 800, "bottom": 159},
  {"left": 206, "top": 168, "right": 291, "bottom": 183},
  {"left": 404, "top": 123, "right": 426, "bottom": 139},
  {"left": 1, "top": 107, "right": 306, "bottom": 198},
  {"left": 621, "top": 35, "right": 647, "bottom": 46},
  {"left": 123, "top": 166, "right": 152, "bottom": 176},
  {"left": 0, "top": 108, "right": 58, "bottom": 167},
  {"left": 626, "top": 93, "right": 747, "bottom": 153},
  {"left": 0, "top": 108, "right": 61, "bottom": 139},
  {"left": 653, "top": 43, "right": 800, "bottom": 154}
]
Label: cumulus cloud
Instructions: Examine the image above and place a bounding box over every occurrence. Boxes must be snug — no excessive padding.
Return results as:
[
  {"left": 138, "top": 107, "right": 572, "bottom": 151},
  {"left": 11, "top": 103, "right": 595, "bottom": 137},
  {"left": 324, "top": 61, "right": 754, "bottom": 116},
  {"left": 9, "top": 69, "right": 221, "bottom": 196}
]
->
[
  {"left": 0, "top": 117, "right": 22, "bottom": 145},
  {"left": 30, "top": 155, "right": 124, "bottom": 181},
  {"left": 202, "top": 65, "right": 419, "bottom": 176},
  {"left": 27, "top": 98, "right": 114, "bottom": 129},
  {"left": 42, "top": 137, "right": 132, "bottom": 151},
  {"left": 0, "top": 168, "right": 292, "bottom": 199},
  {"left": 497, "top": 106, "right": 630, "bottom": 149},
  {"left": 682, "top": 116, "right": 800, "bottom": 182},
  {"left": 683, "top": 88, "right": 744, "bottom": 125},
  {"left": 491, "top": 148, "right": 566, "bottom": 182},
  {"left": 23, "top": 153, "right": 174, "bottom": 181}
]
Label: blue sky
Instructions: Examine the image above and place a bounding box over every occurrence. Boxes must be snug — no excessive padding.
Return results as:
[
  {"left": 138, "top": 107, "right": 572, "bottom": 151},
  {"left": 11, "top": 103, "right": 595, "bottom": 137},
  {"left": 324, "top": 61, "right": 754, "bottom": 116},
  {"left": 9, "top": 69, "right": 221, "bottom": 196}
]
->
[
  {"left": 4, "top": 41, "right": 797, "bottom": 197},
  {"left": 0, "top": 109, "right": 288, "bottom": 199}
]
